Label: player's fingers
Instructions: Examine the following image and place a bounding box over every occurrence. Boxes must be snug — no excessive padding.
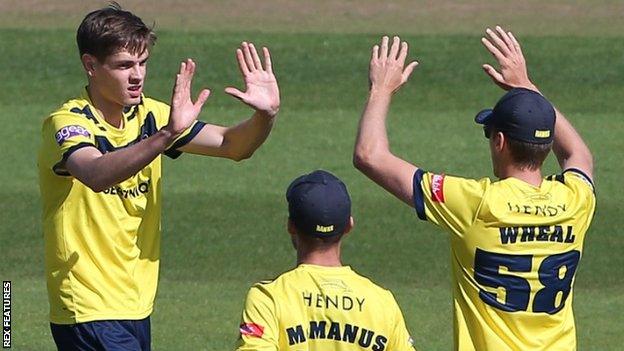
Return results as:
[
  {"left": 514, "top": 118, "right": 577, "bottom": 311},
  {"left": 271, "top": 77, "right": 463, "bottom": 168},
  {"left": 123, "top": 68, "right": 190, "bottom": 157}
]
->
[
  {"left": 389, "top": 36, "right": 400, "bottom": 61},
  {"left": 241, "top": 42, "right": 257, "bottom": 71},
  {"left": 194, "top": 89, "right": 211, "bottom": 109},
  {"left": 380, "top": 36, "right": 389, "bottom": 62},
  {"left": 187, "top": 58, "right": 195, "bottom": 75},
  {"left": 235, "top": 48, "right": 250, "bottom": 76},
  {"left": 172, "top": 74, "right": 182, "bottom": 98},
  {"left": 401, "top": 61, "right": 419, "bottom": 83},
  {"left": 482, "top": 64, "right": 505, "bottom": 84},
  {"left": 262, "top": 47, "right": 273, "bottom": 74},
  {"left": 481, "top": 37, "right": 505, "bottom": 62},
  {"left": 486, "top": 28, "right": 511, "bottom": 57},
  {"left": 175, "top": 61, "right": 189, "bottom": 95},
  {"left": 397, "top": 41, "right": 409, "bottom": 63},
  {"left": 508, "top": 32, "right": 524, "bottom": 56},
  {"left": 495, "top": 26, "right": 515, "bottom": 53},
  {"left": 224, "top": 87, "right": 246, "bottom": 101},
  {"left": 186, "top": 59, "right": 195, "bottom": 91},
  {"left": 249, "top": 43, "right": 263, "bottom": 71},
  {"left": 371, "top": 45, "right": 379, "bottom": 64},
  {"left": 177, "top": 61, "right": 187, "bottom": 85}
]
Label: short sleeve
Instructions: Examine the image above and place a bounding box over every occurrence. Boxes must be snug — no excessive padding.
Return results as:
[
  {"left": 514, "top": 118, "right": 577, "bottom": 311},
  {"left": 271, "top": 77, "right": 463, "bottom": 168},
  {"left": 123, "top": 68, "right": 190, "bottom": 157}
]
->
[
  {"left": 562, "top": 168, "right": 595, "bottom": 194},
  {"left": 413, "top": 169, "right": 489, "bottom": 234},
  {"left": 236, "top": 284, "right": 279, "bottom": 351},
  {"left": 548, "top": 168, "right": 596, "bottom": 221},
  {"left": 43, "top": 113, "right": 97, "bottom": 176},
  {"left": 385, "top": 293, "right": 417, "bottom": 351},
  {"left": 151, "top": 101, "right": 207, "bottom": 159},
  {"left": 163, "top": 121, "right": 206, "bottom": 159}
]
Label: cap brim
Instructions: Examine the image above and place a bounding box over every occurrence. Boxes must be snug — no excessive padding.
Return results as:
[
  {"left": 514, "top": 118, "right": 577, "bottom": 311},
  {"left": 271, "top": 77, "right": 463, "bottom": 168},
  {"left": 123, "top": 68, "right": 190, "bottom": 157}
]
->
[{"left": 475, "top": 109, "right": 493, "bottom": 125}]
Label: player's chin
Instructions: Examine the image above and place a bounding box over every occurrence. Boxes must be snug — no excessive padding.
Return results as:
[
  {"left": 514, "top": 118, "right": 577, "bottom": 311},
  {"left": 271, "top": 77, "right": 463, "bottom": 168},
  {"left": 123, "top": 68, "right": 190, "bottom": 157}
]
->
[{"left": 124, "top": 95, "right": 142, "bottom": 106}]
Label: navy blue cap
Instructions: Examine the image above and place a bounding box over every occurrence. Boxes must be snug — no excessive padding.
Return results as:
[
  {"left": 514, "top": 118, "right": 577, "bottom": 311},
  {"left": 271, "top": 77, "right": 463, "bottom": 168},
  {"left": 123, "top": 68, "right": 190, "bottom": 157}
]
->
[
  {"left": 286, "top": 170, "right": 351, "bottom": 238},
  {"left": 475, "top": 88, "right": 556, "bottom": 144}
]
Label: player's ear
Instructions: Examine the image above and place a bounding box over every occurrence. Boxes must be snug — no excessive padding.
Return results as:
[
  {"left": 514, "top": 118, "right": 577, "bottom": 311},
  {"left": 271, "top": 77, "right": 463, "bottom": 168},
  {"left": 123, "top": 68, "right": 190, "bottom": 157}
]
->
[
  {"left": 287, "top": 219, "right": 299, "bottom": 250},
  {"left": 81, "top": 54, "right": 98, "bottom": 77},
  {"left": 287, "top": 218, "right": 297, "bottom": 235},
  {"left": 493, "top": 131, "right": 505, "bottom": 152},
  {"left": 342, "top": 216, "right": 355, "bottom": 236}
]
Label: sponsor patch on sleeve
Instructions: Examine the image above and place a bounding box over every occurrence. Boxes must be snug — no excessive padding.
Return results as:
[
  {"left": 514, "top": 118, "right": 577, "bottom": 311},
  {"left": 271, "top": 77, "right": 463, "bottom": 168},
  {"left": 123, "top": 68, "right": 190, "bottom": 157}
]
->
[
  {"left": 430, "top": 174, "right": 445, "bottom": 202},
  {"left": 239, "top": 323, "right": 264, "bottom": 338},
  {"left": 55, "top": 125, "right": 91, "bottom": 145}
]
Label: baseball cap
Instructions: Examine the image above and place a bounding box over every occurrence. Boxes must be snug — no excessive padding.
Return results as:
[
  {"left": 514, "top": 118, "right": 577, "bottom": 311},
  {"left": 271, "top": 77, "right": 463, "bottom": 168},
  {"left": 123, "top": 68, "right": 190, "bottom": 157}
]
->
[
  {"left": 286, "top": 170, "right": 351, "bottom": 238},
  {"left": 475, "top": 88, "right": 556, "bottom": 144}
]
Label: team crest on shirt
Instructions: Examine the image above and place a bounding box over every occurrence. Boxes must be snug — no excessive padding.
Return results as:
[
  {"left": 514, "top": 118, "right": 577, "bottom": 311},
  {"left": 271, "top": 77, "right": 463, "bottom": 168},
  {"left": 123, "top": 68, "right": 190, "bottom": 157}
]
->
[
  {"left": 55, "top": 125, "right": 90, "bottom": 145},
  {"left": 240, "top": 323, "right": 264, "bottom": 338},
  {"left": 431, "top": 174, "right": 445, "bottom": 202}
]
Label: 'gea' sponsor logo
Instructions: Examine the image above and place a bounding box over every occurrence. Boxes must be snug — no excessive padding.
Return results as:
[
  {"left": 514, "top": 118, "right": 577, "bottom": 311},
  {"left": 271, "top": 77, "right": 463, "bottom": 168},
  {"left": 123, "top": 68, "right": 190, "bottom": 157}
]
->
[{"left": 55, "top": 125, "right": 91, "bottom": 145}]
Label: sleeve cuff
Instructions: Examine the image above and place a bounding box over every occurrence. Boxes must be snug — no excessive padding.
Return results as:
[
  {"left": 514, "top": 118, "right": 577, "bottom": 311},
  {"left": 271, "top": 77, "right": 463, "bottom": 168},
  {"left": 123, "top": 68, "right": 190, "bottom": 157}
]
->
[
  {"left": 413, "top": 169, "right": 427, "bottom": 221},
  {"left": 563, "top": 168, "right": 595, "bottom": 192},
  {"left": 164, "top": 121, "right": 207, "bottom": 159},
  {"left": 52, "top": 142, "right": 96, "bottom": 176}
]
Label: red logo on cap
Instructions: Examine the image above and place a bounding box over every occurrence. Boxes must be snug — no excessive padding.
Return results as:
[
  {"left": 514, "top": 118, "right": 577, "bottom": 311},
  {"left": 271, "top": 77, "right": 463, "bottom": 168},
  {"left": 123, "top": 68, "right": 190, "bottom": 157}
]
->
[
  {"left": 240, "top": 323, "right": 264, "bottom": 338},
  {"left": 431, "top": 174, "right": 445, "bottom": 203}
]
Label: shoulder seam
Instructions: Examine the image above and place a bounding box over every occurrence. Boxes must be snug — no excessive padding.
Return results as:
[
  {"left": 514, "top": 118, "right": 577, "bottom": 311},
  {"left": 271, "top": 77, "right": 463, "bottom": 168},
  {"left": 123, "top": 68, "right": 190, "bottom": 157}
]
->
[{"left": 471, "top": 178, "right": 491, "bottom": 227}]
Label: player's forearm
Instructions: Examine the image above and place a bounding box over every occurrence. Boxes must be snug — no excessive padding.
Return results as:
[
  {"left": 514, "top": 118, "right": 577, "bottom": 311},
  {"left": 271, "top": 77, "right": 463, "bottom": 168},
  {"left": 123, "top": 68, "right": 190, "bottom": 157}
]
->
[
  {"left": 68, "top": 129, "right": 176, "bottom": 192},
  {"left": 221, "top": 111, "right": 276, "bottom": 161},
  {"left": 353, "top": 89, "right": 394, "bottom": 171},
  {"left": 354, "top": 89, "right": 418, "bottom": 205},
  {"left": 552, "top": 108, "right": 593, "bottom": 174}
]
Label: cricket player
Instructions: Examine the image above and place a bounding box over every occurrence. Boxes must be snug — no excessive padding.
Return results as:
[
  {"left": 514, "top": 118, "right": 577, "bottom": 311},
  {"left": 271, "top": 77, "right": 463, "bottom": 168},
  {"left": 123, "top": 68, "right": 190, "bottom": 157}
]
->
[
  {"left": 236, "top": 170, "right": 417, "bottom": 351},
  {"left": 37, "top": 3, "right": 279, "bottom": 350},
  {"left": 353, "top": 27, "right": 595, "bottom": 350}
]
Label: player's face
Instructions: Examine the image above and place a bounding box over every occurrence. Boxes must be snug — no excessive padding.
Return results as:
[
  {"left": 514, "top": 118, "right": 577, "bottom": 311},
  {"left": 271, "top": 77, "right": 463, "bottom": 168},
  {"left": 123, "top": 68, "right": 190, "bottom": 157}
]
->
[{"left": 89, "top": 49, "right": 149, "bottom": 107}]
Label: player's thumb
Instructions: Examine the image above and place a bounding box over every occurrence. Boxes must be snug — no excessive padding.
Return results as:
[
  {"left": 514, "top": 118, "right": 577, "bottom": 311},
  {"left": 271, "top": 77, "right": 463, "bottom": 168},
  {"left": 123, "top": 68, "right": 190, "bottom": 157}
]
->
[
  {"left": 401, "top": 61, "right": 419, "bottom": 83},
  {"left": 195, "top": 89, "right": 211, "bottom": 108},
  {"left": 224, "top": 87, "right": 245, "bottom": 101},
  {"left": 482, "top": 64, "right": 498, "bottom": 78}
]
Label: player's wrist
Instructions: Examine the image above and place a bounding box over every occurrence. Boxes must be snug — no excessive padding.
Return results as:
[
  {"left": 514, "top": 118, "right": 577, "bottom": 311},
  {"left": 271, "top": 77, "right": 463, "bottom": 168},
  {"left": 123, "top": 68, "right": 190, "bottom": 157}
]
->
[
  {"left": 159, "top": 126, "right": 181, "bottom": 143},
  {"left": 255, "top": 107, "right": 279, "bottom": 119},
  {"left": 369, "top": 86, "right": 393, "bottom": 100}
]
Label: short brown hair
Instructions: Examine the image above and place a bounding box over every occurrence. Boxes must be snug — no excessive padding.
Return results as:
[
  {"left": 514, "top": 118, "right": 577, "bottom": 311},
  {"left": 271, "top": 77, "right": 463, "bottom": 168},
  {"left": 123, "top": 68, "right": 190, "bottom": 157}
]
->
[
  {"left": 506, "top": 136, "right": 553, "bottom": 170},
  {"left": 77, "top": 2, "right": 156, "bottom": 61}
]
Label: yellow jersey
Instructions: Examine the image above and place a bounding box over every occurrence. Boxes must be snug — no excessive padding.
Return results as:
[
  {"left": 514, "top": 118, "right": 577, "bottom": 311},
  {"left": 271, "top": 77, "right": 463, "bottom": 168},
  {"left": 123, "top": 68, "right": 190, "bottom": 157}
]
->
[
  {"left": 413, "top": 168, "right": 595, "bottom": 350},
  {"left": 236, "top": 264, "right": 417, "bottom": 351},
  {"left": 38, "top": 89, "right": 204, "bottom": 324}
]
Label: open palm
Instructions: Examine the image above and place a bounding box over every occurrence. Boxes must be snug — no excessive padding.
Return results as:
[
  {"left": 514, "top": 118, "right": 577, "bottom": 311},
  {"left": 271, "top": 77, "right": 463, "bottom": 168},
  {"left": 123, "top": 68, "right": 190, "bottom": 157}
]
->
[
  {"left": 225, "top": 42, "right": 280, "bottom": 118},
  {"left": 168, "top": 59, "right": 210, "bottom": 135}
]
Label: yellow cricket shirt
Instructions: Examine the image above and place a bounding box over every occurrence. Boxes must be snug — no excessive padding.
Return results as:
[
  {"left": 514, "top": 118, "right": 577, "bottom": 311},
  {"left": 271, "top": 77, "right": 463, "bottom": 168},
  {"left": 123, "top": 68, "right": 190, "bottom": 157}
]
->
[
  {"left": 413, "top": 168, "right": 596, "bottom": 351},
  {"left": 38, "top": 89, "right": 205, "bottom": 324},
  {"left": 236, "top": 264, "right": 416, "bottom": 351}
]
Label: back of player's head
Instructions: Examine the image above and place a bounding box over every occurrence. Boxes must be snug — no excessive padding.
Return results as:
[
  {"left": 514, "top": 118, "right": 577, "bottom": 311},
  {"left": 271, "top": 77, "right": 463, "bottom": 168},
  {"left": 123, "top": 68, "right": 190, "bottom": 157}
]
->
[
  {"left": 77, "top": 2, "right": 156, "bottom": 62},
  {"left": 286, "top": 170, "right": 352, "bottom": 242},
  {"left": 475, "top": 88, "right": 555, "bottom": 170}
]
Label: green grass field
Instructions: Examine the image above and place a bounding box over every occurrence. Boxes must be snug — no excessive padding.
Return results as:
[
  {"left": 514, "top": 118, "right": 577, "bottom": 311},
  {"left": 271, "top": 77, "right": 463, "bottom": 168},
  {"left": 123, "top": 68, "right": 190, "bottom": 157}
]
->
[{"left": 1, "top": 1, "right": 623, "bottom": 350}]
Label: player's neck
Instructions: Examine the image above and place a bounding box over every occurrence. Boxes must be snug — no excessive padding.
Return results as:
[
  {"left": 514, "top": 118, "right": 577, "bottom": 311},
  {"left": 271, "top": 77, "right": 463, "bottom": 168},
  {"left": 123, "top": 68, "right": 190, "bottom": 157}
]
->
[
  {"left": 499, "top": 165, "right": 543, "bottom": 187},
  {"left": 297, "top": 248, "right": 343, "bottom": 267},
  {"left": 86, "top": 85, "right": 125, "bottom": 128}
]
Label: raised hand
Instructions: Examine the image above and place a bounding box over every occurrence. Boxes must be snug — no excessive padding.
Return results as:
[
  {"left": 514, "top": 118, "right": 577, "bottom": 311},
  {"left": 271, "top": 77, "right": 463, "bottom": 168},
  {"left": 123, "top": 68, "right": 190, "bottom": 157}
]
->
[
  {"left": 225, "top": 42, "right": 280, "bottom": 118},
  {"left": 166, "top": 59, "right": 211, "bottom": 136},
  {"left": 481, "top": 26, "right": 536, "bottom": 91},
  {"left": 369, "top": 36, "right": 419, "bottom": 94}
]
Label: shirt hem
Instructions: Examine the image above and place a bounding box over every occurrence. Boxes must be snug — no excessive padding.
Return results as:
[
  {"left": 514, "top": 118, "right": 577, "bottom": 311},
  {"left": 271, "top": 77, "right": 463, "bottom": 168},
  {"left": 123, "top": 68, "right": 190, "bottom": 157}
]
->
[{"left": 50, "top": 307, "right": 153, "bottom": 325}]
